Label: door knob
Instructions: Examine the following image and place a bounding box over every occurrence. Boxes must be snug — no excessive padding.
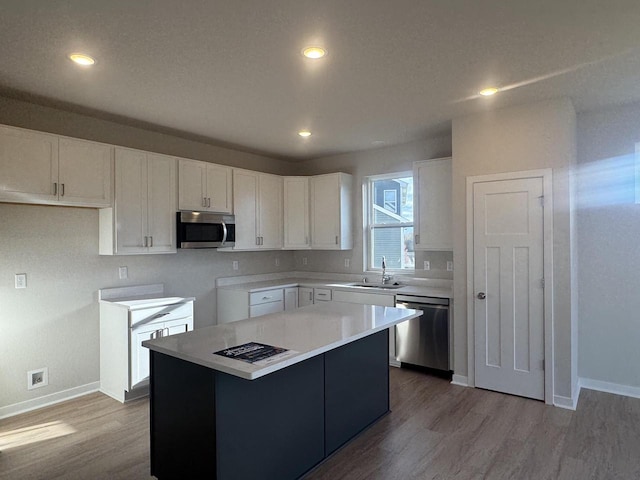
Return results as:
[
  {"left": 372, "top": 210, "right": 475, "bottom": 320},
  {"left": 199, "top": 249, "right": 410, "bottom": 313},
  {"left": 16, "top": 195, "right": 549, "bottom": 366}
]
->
[{"left": 477, "top": 292, "right": 486, "bottom": 300}]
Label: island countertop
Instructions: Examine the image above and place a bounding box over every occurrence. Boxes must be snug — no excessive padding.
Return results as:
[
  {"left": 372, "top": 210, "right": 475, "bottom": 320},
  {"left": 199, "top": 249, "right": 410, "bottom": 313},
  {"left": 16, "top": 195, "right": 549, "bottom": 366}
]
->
[{"left": 143, "top": 301, "right": 421, "bottom": 380}]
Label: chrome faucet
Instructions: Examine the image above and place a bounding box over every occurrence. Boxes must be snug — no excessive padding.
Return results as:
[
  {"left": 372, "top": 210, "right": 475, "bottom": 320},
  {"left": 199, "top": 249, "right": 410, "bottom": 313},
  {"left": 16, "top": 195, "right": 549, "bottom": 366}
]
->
[{"left": 381, "top": 256, "right": 392, "bottom": 284}]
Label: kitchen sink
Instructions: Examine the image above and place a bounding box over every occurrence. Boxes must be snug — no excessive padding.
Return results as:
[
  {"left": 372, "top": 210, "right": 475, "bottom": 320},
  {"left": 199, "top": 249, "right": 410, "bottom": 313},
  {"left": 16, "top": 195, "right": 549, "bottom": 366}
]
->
[{"left": 350, "top": 283, "right": 404, "bottom": 290}]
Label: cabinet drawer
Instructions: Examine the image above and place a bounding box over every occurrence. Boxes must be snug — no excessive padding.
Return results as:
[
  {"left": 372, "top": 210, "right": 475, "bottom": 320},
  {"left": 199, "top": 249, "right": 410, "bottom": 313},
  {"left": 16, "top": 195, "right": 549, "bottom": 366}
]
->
[
  {"left": 314, "top": 288, "right": 332, "bottom": 302},
  {"left": 250, "top": 301, "right": 284, "bottom": 318},
  {"left": 249, "top": 289, "right": 284, "bottom": 306},
  {"left": 129, "top": 302, "right": 194, "bottom": 327}
]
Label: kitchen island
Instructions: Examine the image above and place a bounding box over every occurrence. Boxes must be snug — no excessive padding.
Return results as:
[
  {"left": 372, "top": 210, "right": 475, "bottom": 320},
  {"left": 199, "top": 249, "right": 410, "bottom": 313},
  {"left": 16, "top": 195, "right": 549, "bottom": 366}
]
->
[{"left": 143, "top": 301, "right": 421, "bottom": 480}]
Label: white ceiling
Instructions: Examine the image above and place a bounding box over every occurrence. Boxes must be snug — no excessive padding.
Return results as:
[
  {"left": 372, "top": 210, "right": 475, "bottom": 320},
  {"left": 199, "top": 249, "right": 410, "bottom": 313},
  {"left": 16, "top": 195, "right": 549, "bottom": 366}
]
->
[{"left": 1, "top": 1, "right": 640, "bottom": 160}]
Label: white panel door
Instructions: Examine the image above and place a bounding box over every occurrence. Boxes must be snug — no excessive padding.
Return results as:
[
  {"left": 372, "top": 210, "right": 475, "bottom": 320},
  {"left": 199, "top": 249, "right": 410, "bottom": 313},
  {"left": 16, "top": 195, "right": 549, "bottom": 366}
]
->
[
  {"left": 115, "top": 148, "right": 148, "bottom": 254},
  {"left": 58, "top": 138, "right": 112, "bottom": 206},
  {"left": 284, "top": 177, "right": 310, "bottom": 249},
  {"left": 0, "top": 125, "right": 58, "bottom": 203},
  {"left": 473, "top": 177, "right": 545, "bottom": 400},
  {"left": 206, "top": 163, "right": 232, "bottom": 213},
  {"left": 233, "top": 169, "right": 259, "bottom": 249},
  {"left": 310, "top": 174, "right": 340, "bottom": 248},
  {"left": 147, "top": 154, "right": 177, "bottom": 253},
  {"left": 258, "top": 173, "right": 283, "bottom": 249},
  {"left": 178, "top": 158, "right": 207, "bottom": 211}
]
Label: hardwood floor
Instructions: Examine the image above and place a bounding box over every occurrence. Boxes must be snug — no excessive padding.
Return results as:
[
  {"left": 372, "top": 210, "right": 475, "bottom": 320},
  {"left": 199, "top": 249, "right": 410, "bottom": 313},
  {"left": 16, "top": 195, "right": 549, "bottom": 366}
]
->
[{"left": 1, "top": 368, "right": 639, "bottom": 479}]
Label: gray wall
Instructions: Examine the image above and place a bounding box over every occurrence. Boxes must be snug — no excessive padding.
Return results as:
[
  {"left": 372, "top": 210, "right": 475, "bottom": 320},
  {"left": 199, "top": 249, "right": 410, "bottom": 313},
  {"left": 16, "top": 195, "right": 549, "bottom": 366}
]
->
[
  {"left": 0, "top": 96, "right": 298, "bottom": 409},
  {"left": 452, "top": 98, "right": 577, "bottom": 400},
  {"left": 577, "top": 102, "right": 640, "bottom": 388},
  {"left": 295, "top": 137, "right": 454, "bottom": 278}
]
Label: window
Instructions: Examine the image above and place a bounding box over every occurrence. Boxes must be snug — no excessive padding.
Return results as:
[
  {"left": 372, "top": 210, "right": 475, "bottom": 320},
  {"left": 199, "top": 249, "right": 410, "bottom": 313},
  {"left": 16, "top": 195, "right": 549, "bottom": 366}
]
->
[{"left": 365, "top": 173, "right": 414, "bottom": 271}]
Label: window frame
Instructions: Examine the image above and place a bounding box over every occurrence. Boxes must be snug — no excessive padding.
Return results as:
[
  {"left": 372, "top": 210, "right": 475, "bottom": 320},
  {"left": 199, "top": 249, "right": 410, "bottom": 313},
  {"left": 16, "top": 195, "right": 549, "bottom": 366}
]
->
[{"left": 363, "top": 171, "right": 414, "bottom": 273}]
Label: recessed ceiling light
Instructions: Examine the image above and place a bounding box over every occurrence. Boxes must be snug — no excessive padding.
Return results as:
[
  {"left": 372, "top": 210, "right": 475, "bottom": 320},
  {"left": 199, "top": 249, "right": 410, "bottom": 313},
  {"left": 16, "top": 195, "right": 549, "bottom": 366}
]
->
[
  {"left": 302, "top": 47, "right": 326, "bottom": 59},
  {"left": 298, "top": 130, "right": 312, "bottom": 137},
  {"left": 68, "top": 53, "right": 95, "bottom": 66},
  {"left": 479, "top": 87, "right": 499, "bottom": 97}
]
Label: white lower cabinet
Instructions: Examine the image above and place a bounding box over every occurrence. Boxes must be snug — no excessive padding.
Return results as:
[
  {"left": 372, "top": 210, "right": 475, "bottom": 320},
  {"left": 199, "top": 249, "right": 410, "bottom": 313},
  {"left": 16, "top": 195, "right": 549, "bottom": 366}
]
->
[
  {"left": 100, "top": 300, "right": 194, "bottom": 402},
  {"left": 298, "top": 287, "right": 314, "bottom": 307},
  {"left": 284, "top": 287, "right": 298, "bottom": 310}
]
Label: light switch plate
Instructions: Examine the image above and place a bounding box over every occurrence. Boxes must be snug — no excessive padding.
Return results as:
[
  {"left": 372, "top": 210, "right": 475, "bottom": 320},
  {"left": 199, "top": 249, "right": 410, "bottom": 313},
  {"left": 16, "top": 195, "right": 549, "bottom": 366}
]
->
[
  {"left": 344, "top": 258, "right": 350, "bottom": 268},
  {"left": 447, "top": 261, "right": 454, "bottom": 271},
  {"left": 15, "top": 273, "right": 27, "bottom": 289},
  {"left": 423, "top": 261, "right": 430, "bottom": 270},
  {"left": 232, "top": 261, "right": 239, "bottom": 270}
]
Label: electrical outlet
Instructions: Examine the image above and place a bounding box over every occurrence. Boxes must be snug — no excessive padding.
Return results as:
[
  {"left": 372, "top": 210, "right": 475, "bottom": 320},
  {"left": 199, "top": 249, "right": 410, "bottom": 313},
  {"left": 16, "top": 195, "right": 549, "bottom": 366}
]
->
[
  {"left": 423, "top": 261, "right": 430, "bottom": 270},
  {"left": 232, "top": 260, "right": 239, "bottom": 271},
  {"left": 118, "top": 266, "right": 128, "bottom": 280},
  {"left": 302, "top": 257, "right": 308, "bottom": 266},
  {"left": 447, "top": 261, "right": 454, "bottom": 271},
  {"left": 275, "top": 258, "right": 280, "bottom": 266},
  {"left": 27, "top": 367, "right": 48, "bottom": 390},
  {"left": 344, "top": 258, "right": 350, "bottom": 268},
  {"left": 15, "top": 273, "right": 27, "bottom": 289}
]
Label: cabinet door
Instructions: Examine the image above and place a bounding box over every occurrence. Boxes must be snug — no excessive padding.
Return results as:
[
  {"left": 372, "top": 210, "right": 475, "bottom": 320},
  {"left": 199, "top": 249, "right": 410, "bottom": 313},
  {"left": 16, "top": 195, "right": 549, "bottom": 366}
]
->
[
  {"left": 298, "top": 287, "right": 314, "bottom": 307},
  {"left": 284, "top": 287, "right": 298, "bottom": 310},
  {"left": 0, "top": 125, "right": 58, "bottom": 203},
  {"left": 310, "top": 173, "right": 352, "bottom": 250},
  {"left": 414, "top": 158, "right": 452, "bottom": 250},
  {"left": 206, "top": 163, "right": 233, "bottom": 213},
  {"left": 115, "top": 148, "right": 148, "bottom": 254},
  {"left": 130, "top": 323, "right": 164, "bottom": 389},
  {"left": 258, "top": 174, "right": 283, "bottom": 249},
  {"left": 284, "top": 177, "right": 310, "bottom": 249},
  {"left": 147, "top": 153, "right": 177, "bottom": 253},
  {"left": 58, "top": 138, "right": 112, "bottom": 207},
  {"left": 178, "top": 158, "right": 207, "bottom": 211},
  {"left": 233, "top": 169, "right": 259, "bottom": 249}
]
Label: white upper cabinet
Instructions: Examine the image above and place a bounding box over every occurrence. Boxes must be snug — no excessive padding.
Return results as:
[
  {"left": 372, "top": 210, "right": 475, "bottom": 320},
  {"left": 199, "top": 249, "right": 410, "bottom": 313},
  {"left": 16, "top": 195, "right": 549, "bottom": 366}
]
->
[
  {"left": 283, "top": 177, "right": 310, "bottom": 249},
  {"left": 100, "top": 147, "right": 176, "bottom": 255},
  {"left": 58, "top": 138, "right": 113, "bottom": 207},
  {"left": 232, "top": 169, "right": 283, "bottom": 250},
  {"left": 413, "top": 157, "right": 452, "bottom": 251},
  {"left": 310, "top": 173, "right": 352, "bottom": 250},
  {"left": 0, "top": 124, "right": 112, "bottom": 207},
  {"left": 178, "top": 158, "right": 232, "bottom": 213}
]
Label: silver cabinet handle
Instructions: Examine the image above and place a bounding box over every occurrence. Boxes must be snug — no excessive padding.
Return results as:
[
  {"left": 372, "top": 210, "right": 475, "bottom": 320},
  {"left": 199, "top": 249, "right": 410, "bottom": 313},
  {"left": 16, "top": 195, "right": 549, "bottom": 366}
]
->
[
  {"left": 149, "top": 236, "right": 153, "bottom": 247},
  {"left": 262, "top": 296, "right": 272, "bottom": 300},
  {"left": 207, "top": 197, "right": 211, "bottom": 208},
  {"left": 335, "top": 235, "right": 338, "bottom": 244},
  {"left": 143, "top": 236, "right": 148, "bottom": 247},
  {"left": 61, "top": 183, "right": 65, "bottom": 197},
  {"left": 415, "top": 234, "right": 420, "bottom": 244},
  {"left": 53, "top": 183, "right": 57, "bottom": 196},
  {"left": 477, "top": 292, "right": 486, "bottom": 300},
  {"left": 256, "top": 236, "right": 260, "bottom": 246},
  {"left": 203, "top": 197, "right": 206, "bottom": 207},
  {"left": 152, "top": 312, "right": 170, "bottom": 319}
]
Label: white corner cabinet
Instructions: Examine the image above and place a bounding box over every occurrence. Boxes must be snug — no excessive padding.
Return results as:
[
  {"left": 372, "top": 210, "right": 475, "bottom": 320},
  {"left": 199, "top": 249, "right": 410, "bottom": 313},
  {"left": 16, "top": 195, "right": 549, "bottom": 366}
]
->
[
  {"left": 99, "top": 299, "right": 194, "bottom": 403},
  {"left": 413, "top": 157, "right": 452, "bottom": 251},
  {"left": 178, "top": 158, "right": 232, "bottom": 213},
  {"left": 283, "top": 176, "right": 310, "bottom": 249},
  {"left": 0, "top": 124, "right": 112, "bottom": 207},
  {"left": 310, "top": 173, "right": 353, "bottom": 250},
  {"left": 232, "top": 169, "right": 283, "bottom": 250},
  {"left": 99, "top": 147, "right": 177, "bottom": 255}
]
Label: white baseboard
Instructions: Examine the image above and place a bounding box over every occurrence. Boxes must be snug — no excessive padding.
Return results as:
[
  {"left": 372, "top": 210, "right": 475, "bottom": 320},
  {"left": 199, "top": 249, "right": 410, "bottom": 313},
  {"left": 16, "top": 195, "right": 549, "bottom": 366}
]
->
[
  {"left": 554, "top": 394, "right": 578, "bottom": 410},
  {"left": 451, "top": 374, "right": 469, "bottom": 387},
  {"left": 0, "top": 381, "right": 100, "bottom": 420},
  {"left": 579, "top": 377, "right": 640, "bottom": 400}
]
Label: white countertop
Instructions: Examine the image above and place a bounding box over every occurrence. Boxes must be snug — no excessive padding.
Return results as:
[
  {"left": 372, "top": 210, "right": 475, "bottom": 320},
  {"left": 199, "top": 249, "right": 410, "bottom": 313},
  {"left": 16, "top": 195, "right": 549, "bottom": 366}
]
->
[
  {"left": 216, "top": 276, "right": 452, "bottom": 299},
  {"left": 143, "top": 301, "right": 421, "bottom": 380},
  {"left": 98, "top": 284, "right": 195, "bottom": 310}
]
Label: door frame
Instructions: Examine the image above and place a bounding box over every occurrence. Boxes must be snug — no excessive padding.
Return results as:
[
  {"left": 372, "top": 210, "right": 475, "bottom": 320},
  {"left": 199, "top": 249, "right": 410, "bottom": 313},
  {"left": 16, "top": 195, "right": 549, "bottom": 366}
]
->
[{"left": 466, "top": 168, "right": 554, "bottom": 405}]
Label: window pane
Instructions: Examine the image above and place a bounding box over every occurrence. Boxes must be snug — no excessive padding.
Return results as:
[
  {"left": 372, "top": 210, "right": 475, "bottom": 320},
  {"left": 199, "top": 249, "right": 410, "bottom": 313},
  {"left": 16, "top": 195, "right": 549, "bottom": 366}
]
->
[
  {"left": 371, "top": 226, "right": 414, "bottom": 269},
  {"left": 372, "top": 177, "right": 412, "bottom": 224}
]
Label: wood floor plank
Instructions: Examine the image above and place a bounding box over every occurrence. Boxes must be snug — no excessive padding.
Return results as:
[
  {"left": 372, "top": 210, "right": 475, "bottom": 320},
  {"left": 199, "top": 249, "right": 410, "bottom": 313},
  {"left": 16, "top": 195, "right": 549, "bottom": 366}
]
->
[{"left": 1, "top": 369, "right": 639, "bottom": 479}]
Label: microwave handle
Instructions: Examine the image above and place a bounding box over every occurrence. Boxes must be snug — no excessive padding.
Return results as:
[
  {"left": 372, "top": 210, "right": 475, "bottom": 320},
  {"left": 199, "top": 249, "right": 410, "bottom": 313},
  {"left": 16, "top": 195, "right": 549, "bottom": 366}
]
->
[{"left": 221, "top": 221, "right": 228, "bottom": 246}]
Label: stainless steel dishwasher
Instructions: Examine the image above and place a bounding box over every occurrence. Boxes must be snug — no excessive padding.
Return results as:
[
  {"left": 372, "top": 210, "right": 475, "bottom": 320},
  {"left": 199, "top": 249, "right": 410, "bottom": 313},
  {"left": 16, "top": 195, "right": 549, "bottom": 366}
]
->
[{"left": 395, "top": 294, "right": 450, "bottom": 372}]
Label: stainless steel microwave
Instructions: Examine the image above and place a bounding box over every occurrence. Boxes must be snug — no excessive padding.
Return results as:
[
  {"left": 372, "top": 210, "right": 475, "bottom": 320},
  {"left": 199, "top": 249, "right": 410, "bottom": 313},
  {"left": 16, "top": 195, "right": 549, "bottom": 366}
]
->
[{"left": 176, "top": 212, "right": 235, "bottom": 248}]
